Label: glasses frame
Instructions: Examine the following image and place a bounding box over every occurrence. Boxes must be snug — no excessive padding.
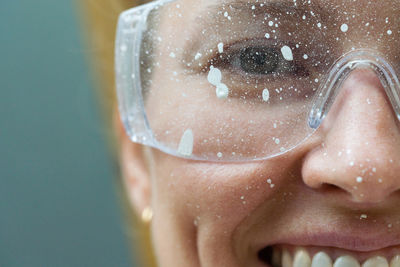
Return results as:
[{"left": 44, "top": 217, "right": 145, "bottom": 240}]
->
[{"left": 115, "top": 0, "right": 400, "bottom": 162}]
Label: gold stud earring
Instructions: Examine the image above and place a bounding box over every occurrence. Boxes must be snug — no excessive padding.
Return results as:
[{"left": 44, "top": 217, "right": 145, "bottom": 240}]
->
[{"left": 141, "top": 207, "right": 153, "bottom": 224}]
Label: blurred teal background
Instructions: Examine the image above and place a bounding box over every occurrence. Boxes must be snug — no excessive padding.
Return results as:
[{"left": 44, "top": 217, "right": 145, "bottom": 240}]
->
[{"left": 0, "top": 1, "right": 135, "bottom": 266}]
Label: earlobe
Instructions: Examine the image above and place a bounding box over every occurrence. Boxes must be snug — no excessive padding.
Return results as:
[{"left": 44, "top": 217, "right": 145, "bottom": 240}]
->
[{"left": 114, "top": 111, "right": 151, "bottom": 217}]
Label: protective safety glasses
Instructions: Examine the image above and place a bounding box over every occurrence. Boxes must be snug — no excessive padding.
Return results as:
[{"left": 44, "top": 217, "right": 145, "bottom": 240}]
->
[{"left": 115, "top": 0, "right": 400, "bottom": 162}]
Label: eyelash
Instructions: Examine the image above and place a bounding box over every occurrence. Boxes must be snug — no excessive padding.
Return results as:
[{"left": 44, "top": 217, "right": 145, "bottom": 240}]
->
[{"left": 206, "top": 40, "right": 310, "bottom": 80}]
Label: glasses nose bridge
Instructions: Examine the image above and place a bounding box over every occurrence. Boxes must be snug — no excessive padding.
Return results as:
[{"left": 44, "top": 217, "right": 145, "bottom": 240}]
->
[{"left": 308, "top": 49, "right": 400, "bottom": 129}]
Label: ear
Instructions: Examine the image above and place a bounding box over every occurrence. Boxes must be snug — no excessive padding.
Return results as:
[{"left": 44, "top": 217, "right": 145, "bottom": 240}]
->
[{"left": 114, "top": 111, "right": 151, "bottom": 216}]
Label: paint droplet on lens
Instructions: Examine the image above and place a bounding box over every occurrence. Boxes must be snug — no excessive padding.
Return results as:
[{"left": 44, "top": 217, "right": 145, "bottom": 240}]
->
[
  {"left": 340, "top": 23, "right": 349, "bottom": 32},
  {"left": 281, "top": 45, "right": 293, "bottom": 61},
  {"left": 207, "top": 66, "right": 222, "bottom": 86},
  {"left": 262, "top": 88, "right": 270, "bottom": 102},
  {"left": 218, "top": 42, "right": 224, "bottom": 53},
  {"left": 178, "top": 129, "right": 194, "bottom": 156},
  {"left": 216, "top": 83, "right": 229, "bottom": 99}
]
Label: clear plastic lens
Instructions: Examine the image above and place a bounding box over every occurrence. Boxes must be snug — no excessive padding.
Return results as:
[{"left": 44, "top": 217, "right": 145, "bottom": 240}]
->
[{"left": 116, "top": 0, "right": 400, "bottom": 161}]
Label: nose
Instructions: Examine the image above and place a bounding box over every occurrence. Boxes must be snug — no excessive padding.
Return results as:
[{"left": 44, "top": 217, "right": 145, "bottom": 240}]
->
[{"left": 302, "top": 68, "right": 400, "bottom": 204}]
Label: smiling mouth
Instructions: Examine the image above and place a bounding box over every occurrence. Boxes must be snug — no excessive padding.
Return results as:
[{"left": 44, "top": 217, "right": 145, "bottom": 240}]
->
[{"left": 258, "top": 245, "right": 400, "bottom": 267}]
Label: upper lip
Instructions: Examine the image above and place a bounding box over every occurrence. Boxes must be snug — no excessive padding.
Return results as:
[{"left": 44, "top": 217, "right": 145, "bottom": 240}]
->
[{"left": 255, "top": 227, "right": 400, "bottom": 253}]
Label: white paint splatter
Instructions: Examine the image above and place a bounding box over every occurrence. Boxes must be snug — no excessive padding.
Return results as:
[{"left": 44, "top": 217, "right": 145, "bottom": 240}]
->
[
  {"left": 303, "top": 54, "right": 308, "bottom": 59},
  {"left": 216, "top": 83, "right": 229, "bottom": 99},
  {"left": 281, "top": 45, "right": 293, "bottom": 61},
  {"left": 340, "top": 23, "right": 349, "bottom": 33},
  {"left": 207, "top": 66, "right": 222, "bottom": 86},
  {"left": 387, "top": 30, "right": 393, "bottom": 35},
  {"left": 194, "top": 53, "right": 202, "bottom": 60},
  {"left": 265, "top": 33, "right": 270, "bottom": 39},
  {"left": 356, "top": 176, "right": 363, "bottom": 183},
  {"left": 217, "top": 152, "right": 223, "bottom": 158},
  {"left": 218, "top": 42, "right": 224, "bottom": 53},
  {"left": 178, "top": 129, "right": 193, "bottom": 156},
  {"left": 120, "top": 44, "right": 127, "bottom": 52},
  {"left": 169, "top": 52, "right": 176, "bottom": 58},
  {"left": 262, "top": 88, "right": 270, "bottom": 102}
]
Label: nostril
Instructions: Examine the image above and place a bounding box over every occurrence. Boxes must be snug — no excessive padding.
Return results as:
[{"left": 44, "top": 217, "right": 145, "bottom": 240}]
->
[{"left": 320, "top": 183, "right": 343, "bottom": 192}]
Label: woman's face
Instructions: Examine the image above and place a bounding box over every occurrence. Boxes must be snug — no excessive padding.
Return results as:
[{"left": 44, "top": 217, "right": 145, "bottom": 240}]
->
[{"left": 120, "top": 0, "right": 400, "bottom": 266}]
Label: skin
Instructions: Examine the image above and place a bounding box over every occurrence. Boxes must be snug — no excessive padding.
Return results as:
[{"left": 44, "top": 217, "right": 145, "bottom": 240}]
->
[{"left": 117, "top": 0, "right": 400, "bottom": 266}]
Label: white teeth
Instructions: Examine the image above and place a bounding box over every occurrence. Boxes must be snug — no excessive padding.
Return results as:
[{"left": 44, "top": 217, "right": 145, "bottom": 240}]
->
[
  {"left": 282, "top": 249, "right": 293, "bottom": 267},
  {"left": 312, "top": 252, "right": 333, "bottom": 267},
  {"left": 293, "top": 249, "right": 312, "bottom": 267},
  {"left": 391, "top": 255, "right": 400, "bottom": 267},
  {"left": 362, "top": 256, "right": 388, "bottom": 267},
  {"left": 333, "top": 255, "right": 360, "bottom": 267},
  {"left": 275, "top": 249, "right": 400, "bottom": 267}
]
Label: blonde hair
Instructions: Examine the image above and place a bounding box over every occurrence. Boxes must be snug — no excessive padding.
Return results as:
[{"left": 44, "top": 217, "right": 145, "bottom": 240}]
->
[{"left": 77, "top": 0, "right": 156, "bottom": 266}]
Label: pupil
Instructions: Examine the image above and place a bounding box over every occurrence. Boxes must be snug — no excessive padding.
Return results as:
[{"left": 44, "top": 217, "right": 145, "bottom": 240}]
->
[{"left": 239, "top": 47, "right": 279, "bottom": 74}]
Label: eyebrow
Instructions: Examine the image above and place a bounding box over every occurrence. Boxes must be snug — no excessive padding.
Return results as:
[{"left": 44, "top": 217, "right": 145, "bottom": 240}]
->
[
  {"left": 181, "top": 0, "right": 330, "bottom": 66},
  {"left": 206, "top": 0, "right": 328, "bottom": 17}
]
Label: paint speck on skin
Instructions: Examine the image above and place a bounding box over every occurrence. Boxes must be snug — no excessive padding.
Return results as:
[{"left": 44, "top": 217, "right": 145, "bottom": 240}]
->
[
  {"left": 360, "top": 214, "right": 367, "bottom": 219},
  {"left": 218, "top": 42, "right": 224, "bottom": 53},
  {"left": 356, "top": 176, "right": 363, "bottom": 183},
  {"left": 169, "top": 52, "right": 176, "bottom": 58},
  {"left": 224, "top": 11, "right": 228, "bottom": 17},
  {"left": 262, "top": 88, "right": 270, "bottom": 102},
  {"left": 281, "top": 45, "right": 293, "bottom": 61},
  {"left": 275, "top": 138, "right": 280, "bottom": 145},
  {"left": 217, "top": 152, "right": 223, "bottom": 158},
  {"left": 178, "top": 129, "right": 194, "bottom": 156},
  {"left": 303, "top": 54, "right": 308, "bottom": 59},
  {"left": 269, "top": 21, "right": 274, "bottom": 27},
  {"left": 387, "top": 30, "right": 393, "bottom": 35},
  {"left": 265, "top": 33, "right": 270, "bottom": 39},
  {"left": 341, "top": 23, "right": 349, "bottom": 32}
]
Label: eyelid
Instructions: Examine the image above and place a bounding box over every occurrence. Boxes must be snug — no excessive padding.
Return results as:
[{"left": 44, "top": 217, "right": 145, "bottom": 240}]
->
[{"left": 211, "top": 39, "right": 303, "bottom": 77}]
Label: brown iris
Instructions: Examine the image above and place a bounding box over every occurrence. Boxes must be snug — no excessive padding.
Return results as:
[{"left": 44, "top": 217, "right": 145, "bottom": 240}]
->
[{"left": 239, "top": 47, "right": 280, "bottom": 75}]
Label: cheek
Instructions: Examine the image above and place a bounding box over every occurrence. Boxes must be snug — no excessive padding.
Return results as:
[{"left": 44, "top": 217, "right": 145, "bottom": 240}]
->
[{"left": 150, "top": 152, "right": 301, "bottom": 234}]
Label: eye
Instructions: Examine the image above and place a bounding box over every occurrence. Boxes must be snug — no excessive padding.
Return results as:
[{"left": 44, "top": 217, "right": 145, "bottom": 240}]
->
[
  {"left": 239, "top": 47, "right": 280, "bottom": 75},
  {"left": 222, "top": 43, "right": 307, "bottom": 78}
]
